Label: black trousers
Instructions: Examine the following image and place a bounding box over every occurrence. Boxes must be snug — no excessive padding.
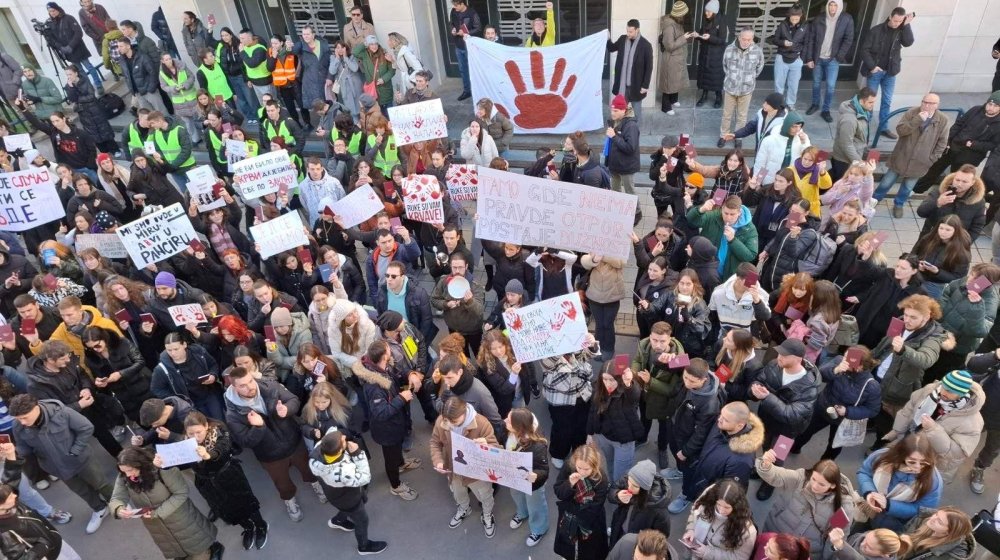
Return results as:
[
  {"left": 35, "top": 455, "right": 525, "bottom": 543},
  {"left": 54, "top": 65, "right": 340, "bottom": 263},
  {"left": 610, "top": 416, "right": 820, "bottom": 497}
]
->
[
  {"left": 548, "top": 399, "right": 590, "bottom": 460},
  {"left": 331, "top": 500, "right": 370, "bottom": 547}
]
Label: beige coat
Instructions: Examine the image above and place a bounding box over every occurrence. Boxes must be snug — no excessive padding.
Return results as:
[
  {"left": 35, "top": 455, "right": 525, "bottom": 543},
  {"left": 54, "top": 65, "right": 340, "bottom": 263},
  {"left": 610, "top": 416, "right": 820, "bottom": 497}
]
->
[
  {"left": 429, "top": 410, "right": 499, "bottom": 486},
  {"left": 887, "top": 107, "right": 950, "bottom": 178},
  {"left": 891, "top": 382, "right": 985, "bottom": 482},
  {"left": 657, "top": 17, "right": 690, "bottom": 94},
  {"left": 582, "top": 254, "right": 626, "bottom": 304},
  {"left": 684, "top": 493, "right": 757, "bottom": 560}
]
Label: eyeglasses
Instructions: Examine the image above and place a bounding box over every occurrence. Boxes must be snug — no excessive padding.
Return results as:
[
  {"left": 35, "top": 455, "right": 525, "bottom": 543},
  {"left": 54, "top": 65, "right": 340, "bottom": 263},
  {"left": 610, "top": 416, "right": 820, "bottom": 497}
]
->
[
  {"left": 385, "top": 274, "right": 401, "bottom": 279},
  {"left": 903, "top": 458, "right": 929, "bottom": 467}
]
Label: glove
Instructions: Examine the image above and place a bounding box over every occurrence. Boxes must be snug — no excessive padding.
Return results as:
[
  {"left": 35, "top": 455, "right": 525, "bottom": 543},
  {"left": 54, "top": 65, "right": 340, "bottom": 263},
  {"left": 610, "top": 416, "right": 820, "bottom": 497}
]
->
[
  {"left": 58, "top": 46, "right": 72, "bottom": 57},
  {"left": 24, "top": 94, "right": 41, "bottom": 103}
]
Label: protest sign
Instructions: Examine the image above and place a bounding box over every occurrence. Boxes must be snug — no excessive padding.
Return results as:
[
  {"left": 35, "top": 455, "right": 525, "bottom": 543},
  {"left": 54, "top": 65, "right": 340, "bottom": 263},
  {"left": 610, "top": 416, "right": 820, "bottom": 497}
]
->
[
  {"left": 401, "top": 175, "right": 444, "bottom": 224},
  {"left": 167, "top": 303, "right": 207, "bottom": 327},
  {"left": 387, "top": 98, "right": 447, "bottom": 146},
  {"left": 475, "top": 167, "right": 636, "bottom": 260},
  {"left": 233, "top": 149, "right": 297, "bottom": 199},
  {"left": 74, "top": 233, "right": 128, "bottom": 259},
  {"left": 3, "top": 134, "right": 33, "bottom": 153},
  {"left": 503, "top": 292, "right": 589, "bottom": 363},
  {"left": 450, "top": 431, "right": 533, "bottom": 494},
  {"left": 0, "top": 168, "right": 66, "bottom": 232},
  {"left": 322, "top": 184, "right": 384, "bottom": 229},
  {"left": 445, "top": 164, "right": 478, "bottom": 201},
  {"left": 225, "top": 139, "right": 247, "bottom": 172},
  {"left": 187, "top": 165, "right": 226, "bottom": 212},
  {"left": 249, "top": 211, "right": 308, "bottom": 259},
  {"left": 116, "top": 203, "right": 197, "bottom": 268},
  {"left": 155, "top": 439, "right": 201, "bottom": 468}
]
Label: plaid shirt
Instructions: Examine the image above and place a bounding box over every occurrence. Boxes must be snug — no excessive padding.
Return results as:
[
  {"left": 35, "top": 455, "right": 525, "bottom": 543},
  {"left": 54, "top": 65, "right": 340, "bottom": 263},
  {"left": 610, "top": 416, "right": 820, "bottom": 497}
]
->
[{"left": 723, "top": 42, "right": 765, "bottom": 96}]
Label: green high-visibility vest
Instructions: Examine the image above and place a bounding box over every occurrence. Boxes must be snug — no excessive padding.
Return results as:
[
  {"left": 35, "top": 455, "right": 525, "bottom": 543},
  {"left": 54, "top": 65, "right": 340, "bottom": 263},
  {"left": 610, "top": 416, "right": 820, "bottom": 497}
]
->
[
  {"left": 197, "top": 63, "right": 233, "bottom": 100},
  {"left": 370, "top": 135, "right": 400, "bottom": 177},
  {"left": 159, "top": 69, "right": 197, "bottom": 105},
  {"left": 126, "top": 122, "right": 145, "bottom": 153},
  {"left": 331, "top": 129, "right": 363, "bottom": 156},
  {"left": 243, "top": 43, "right": 270, "bottom": 80},
  {"left": 263, "top": 119, "right": 295, "bottom": 147},
  {"left": 206, "top": 128, "right": 225, "bottom": 166},
  {"left": 153, "top": 125, "right": 196, "bottom": 169}
]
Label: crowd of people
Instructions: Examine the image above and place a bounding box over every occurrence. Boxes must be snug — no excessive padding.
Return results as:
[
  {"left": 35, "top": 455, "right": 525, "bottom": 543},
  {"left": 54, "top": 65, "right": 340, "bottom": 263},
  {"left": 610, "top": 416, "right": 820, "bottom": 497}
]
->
[{"left": 0, "top": 1, "right": 997, "bottom": 560}]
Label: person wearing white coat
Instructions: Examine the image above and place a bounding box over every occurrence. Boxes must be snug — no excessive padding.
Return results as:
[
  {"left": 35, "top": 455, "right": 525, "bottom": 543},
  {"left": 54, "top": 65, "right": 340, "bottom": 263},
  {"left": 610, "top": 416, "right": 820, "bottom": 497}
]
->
[
  {"left": 326, "top": 299, "right": 379, "bottom": 371},
  {"left": 752, "top": 111, "right": 810, "bottom": 186},
  {"left": 460, "top": 121, "right": 499, "bottom": 167},
  {"left": 387, "top": 32, "right": 423, "bottom": 103}
]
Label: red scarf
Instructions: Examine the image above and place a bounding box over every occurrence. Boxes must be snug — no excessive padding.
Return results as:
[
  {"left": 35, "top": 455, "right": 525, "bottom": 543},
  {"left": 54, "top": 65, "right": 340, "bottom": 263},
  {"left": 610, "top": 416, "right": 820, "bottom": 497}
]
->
[{"left": 773, "top": 290, "right": 809, "bottom": 317}]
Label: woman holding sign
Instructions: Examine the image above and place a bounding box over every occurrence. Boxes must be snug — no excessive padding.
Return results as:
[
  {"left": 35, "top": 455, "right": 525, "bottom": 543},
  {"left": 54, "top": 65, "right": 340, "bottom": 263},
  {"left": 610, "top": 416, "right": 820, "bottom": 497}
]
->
[
  {"left": 504, "top": 407, "right": 550, "bottom": 547},
  {"left": 111, "top": 447, "right": 222, "bottom": 560}
]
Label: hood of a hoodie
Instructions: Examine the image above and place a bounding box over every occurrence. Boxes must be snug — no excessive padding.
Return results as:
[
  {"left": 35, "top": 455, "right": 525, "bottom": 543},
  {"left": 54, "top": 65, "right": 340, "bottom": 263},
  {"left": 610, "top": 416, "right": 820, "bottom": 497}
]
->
[
  {"left": 780, "top": 111, "right": 804, "bottom": 137},
  {"left": 688, "top": 236, "right": 718, "bottom": 264},
  {"left": 732, "top": 206, "right": 753, "bottom": 230},
  {"left": 691, "top": 371, "right": 720, "bottom": 399}
]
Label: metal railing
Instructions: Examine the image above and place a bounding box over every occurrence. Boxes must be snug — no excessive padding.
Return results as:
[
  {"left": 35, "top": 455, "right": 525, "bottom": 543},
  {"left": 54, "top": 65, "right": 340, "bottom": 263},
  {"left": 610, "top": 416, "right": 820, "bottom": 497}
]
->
[{"left": 871, "top": 106, "right": 967, "bottom": 148}]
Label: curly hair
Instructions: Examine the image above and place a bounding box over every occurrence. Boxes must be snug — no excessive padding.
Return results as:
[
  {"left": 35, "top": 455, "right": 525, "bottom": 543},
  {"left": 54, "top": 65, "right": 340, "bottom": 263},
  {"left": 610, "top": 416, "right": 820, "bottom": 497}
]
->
[
  {"left": 693, "top": 479, "right": 754, "bottom": 550},
  {"left": 102, "top": 276, "right": 152, "bottom": 315},
  {"left": 476, "top": 330, "right": 515, "bottom": 375}
]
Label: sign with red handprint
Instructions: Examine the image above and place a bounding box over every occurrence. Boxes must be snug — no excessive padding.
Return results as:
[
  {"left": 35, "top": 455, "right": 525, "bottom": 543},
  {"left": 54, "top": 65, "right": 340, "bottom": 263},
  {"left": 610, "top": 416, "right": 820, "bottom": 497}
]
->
[
  {"left": 387, "top": 98, "right": 447, "bottom": 146},
  {"left": 449, "top": 431, "right": 533, "bottom": 493},
  {"left": 445, "top": 164, "right": 478, "bottom": 201},
  {"left": 503, "top": 292, "right": 589, "bottom": 363},
  {"left": 400, "top": 174, "right": 445, "bottom": 224},
  {"left": 319, "top": 184, "right": 385, "bottom": 228},
  {"left": 466, "top": 32, "right": 606, "bottom": 133}
]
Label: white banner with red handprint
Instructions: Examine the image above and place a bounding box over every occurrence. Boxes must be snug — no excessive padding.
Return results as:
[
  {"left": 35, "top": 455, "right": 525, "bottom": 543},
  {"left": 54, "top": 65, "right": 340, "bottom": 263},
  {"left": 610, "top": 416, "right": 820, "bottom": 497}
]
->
[
  {"left": 401, "top": 175, "right": 445, "bottom": 224},
  {"left": 445, "top": 164, "right": 478, "bottom": 201},
  {"left": 476, "top": 167, "right": 637, "bottom": 260},
  {"left": 504, "top": 292, "right": 589, "bottom": 363},
  {"left": 387, "top": 98, "right": 448, "bottom": 146},
  {"left": 467, "top": 31, "right": 606, "bottom": 134},
  {"left": 450, "top": 431, "right": 533, "bottom": 494}
]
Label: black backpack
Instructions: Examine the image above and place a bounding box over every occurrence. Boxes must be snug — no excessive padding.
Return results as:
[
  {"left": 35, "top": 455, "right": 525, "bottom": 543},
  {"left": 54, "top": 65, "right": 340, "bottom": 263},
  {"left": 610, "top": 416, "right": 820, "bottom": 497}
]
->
[{"left": 98, "top": 92, "right": 126, "bottom": 119}]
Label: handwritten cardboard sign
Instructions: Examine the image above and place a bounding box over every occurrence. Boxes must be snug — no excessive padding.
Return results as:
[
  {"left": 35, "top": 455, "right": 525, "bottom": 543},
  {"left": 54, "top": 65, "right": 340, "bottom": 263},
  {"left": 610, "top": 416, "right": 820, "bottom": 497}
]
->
[
  {"left": 167, "top": 303, "right": 207, "bottom": 327},
  {"left": 74, "top": 233, "right": 128, "bottom": 259},
  {"left": 450, "top": 431, "right": 533, "bottom": 493},
  {"left": 445, "top": 164, "right": 478, "bottom": 201},
  {"left": 0, "top": 168, "right": 66, "bottom": 232},
  {"left": 233, "top": 149, "right": 297, "bottom": 199},
  {"left": 322, "top": 184, "right": 384, "bottom": 229},
  {"left": 387, "top": 98, "right": 447, "bottom": 146},
  {"left": 249, "top": 211, "right": 308, "bottom": 259},
  {"left": 503, "top": 292, "right": 589, "bottom": 363}
]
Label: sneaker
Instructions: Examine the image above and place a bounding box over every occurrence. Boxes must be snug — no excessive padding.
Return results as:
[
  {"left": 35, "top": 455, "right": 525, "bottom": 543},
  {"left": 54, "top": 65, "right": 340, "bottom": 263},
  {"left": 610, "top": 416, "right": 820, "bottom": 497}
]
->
[
  {"left": 46, "top": 510, "right": 72, "bottom": 525},
  {"left": 527, "top": 533, "right": 544, "bottom": 547},
  {"left": 399, "top": 458, "right": 422, "bottom": 472},
  {"left": 667, "top": 496, "right": 691, "bottom": 514},
  {"left": 390, "top": 483, "right": 418, "bottom": 501},
  {"left": 358, "top": 540, "right": 388, "bottom": 555},
  {"left": 85, "top": 507, "right": 108, "bottom": 534},
  {"left": 285, "top": 497, "right": 303, "bottom": 522},
  {"left": 971, "top": 467, "right": 986, "bottom": 494},
  {"left": 716, "top": 137, "right": 726, "bottom": 148},
  {"left": 209, "top": 541, "right": 224, "bottom": 560},
  {"left": 805, "top": 104, "right": 819, "bottom": 115},
  {"left": 892, "top": 205, "right": 904, "bottom": 219},
  {"left": 449, "top": 505, "right": 472, "bottom": 529},
  {"left": 821, "top": 111, "right": 834, "bottom": 123},
  {"left": 551, "top": 457, "right": 564, "bottom": 470},
  {"left": 34, "top": 479, "right": 50, "bottom": 491},
  {"left": 254, "top": 521, "right": 269, "bottom": 549},
  {"left": 311, "top": 481, "right": 328, "bottom": 503},
  {"left": 510, "top": 514, "right": 526, "bottom": 529},
  {"left": 457, "top": 92, "right": 472, "bottom": 101},
  {"left": 328, "top": 516, "right": 356, "bottom": 532},
  {"left": 666, "top": 109, "right": 676, "bottom": 116},
  {"left": 482, "top": 513, "right": 496, "bottom": 538},
  {"left": 242, "top": 527, "right": 255, "bottom": 550},
  {"left": 659, "top": 467, "right": 683, "bottom": 480},
  {"left": 881, "top": 130, "right": 898, "bottom": 140}
]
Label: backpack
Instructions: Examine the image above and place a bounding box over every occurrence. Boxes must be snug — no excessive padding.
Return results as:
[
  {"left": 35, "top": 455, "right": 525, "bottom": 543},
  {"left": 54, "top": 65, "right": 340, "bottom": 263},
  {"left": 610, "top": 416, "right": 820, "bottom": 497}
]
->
[
  {"left": 98, "top": 92, "right": 126, "bottom": 119},
  {"left": 797, "top": 230, "right": 837, "bottom": 275},
  {"left": 598, "top": 164, "right": 612, "bottom": 189}
]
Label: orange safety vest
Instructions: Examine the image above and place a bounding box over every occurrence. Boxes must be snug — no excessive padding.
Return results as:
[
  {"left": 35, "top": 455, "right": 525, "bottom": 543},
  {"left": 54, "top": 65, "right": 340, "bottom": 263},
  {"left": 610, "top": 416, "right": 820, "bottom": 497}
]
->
[{"left": 271, "top": 52, "right": 297, "bottom": 87}]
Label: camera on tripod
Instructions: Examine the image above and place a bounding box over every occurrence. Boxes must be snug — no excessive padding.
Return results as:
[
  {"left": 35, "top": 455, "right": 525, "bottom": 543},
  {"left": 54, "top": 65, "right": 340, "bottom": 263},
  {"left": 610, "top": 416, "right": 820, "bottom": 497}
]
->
[{"left": 30, "top": 18, "right": 53, "bottom": 35}]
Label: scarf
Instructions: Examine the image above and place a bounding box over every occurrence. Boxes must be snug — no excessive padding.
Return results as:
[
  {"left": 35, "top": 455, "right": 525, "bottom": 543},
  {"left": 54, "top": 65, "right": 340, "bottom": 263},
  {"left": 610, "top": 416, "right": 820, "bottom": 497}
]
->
[
  {"left": 781, "top": 136, "right": 795, "bottom": 168},
  {"left": 622, "top": 34, "right": 639, "bottom": 89},
  {"left": 932, "top": 386, "right": 970, "bottom": 416},
  {"left": 794, "top": 157, "right": 821, "bottom": 185},
  {"left": 208, "top": 223, "right": 237, "bottom": 255},
  {"left": 774, "top": 291, "right": 809, "bottom": 316},
  {"left": 851, "top": 96, "right": 873, "bottom": 142},
  {"left": 872, "top": 464, "right": 920, "bottom": 502}
]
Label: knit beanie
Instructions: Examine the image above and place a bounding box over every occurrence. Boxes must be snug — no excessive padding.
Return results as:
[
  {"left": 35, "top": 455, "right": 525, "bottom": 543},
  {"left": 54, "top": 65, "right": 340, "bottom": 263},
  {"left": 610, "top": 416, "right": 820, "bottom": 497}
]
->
[
  {"left": 154, "top": 271, "right": 176, "bottom": 289},
  {"left": 705, "top": 0, "right": 720, "bottom": 14},
  {"left": 270, "top": 307, "right": 293, "bottom": 328},
  {"left": 941, "top": 370, "right": 973, "bottom": 397},
  {"left": 661, "top": 135, "right": 679, "bottom": 148},
  {"left": 989, "top": 91, "right": 1000, "bottom": 106},
  {"left": 764, "top": 92, "right": 785, "bottom": 110},
  {"left": 670, "top": 1, "right": 690, "bottom": 18},
  {"left": 376, "top": 310, "right": 404, "bottom": 332},
  {"left": 686, "top": 172, "right": 705, "bottom": 188},
  {"left": 610, "top": 94, "right": 628, "bottom": 110},
  {"left": 96, "top": 152, "right": 112, "bottom": 167},
  {"left": 505, "top": 279, "right": 527, "bottom": 299},
  {"left": 628, "top": 460, "right": 657, "bottom": 491}
]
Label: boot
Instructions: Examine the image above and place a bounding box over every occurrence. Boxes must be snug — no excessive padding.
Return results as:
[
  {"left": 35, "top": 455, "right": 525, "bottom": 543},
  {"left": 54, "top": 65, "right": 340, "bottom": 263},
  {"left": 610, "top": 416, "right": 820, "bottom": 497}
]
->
[
  {"left": 695, "top": 90, "right": 709, "bottom": 107},
  {"left": 657, "top": 448, "right": 670, "bottom": 470},
  {"left": 713, "top": 91, "right": 723, "bottom": 108}
]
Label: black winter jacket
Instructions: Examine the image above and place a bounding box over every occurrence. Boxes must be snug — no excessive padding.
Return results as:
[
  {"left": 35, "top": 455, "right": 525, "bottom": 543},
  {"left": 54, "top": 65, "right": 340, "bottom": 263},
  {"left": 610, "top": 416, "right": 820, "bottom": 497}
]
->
[
  {"left": 587, "top": 382, "right": 643, "bottom": 444},
  {"left": 0, "top": 250, "right": 37, "bottom": 318},
  {"left": 0, "top": 459, "right": 63, "bottom": 559},
  {"left": 224, "top": 378, "right": 303, "bottom": 462},
  {"left": 804, "top": 13, "right": 855, "bottom": 64},
  {"left": 121, "top": 50, "right": 160, "bottom": 95},
  {"left": 608, "top": 34, "right": 654, "bottom": 101},
  {"left": 752, "top": 360, "right": 820, "bottom": 438},
  {"left": 815, "top": 357, "right": 882, "bottom": 421},
  {"left": 608, "top": 473, "right": 671, "bottom": 548},
  {"left": 354, "top": 360, "right": 409, "bottom": 447},
  {"left": 696, "top": 15, "right": 728, "bottom": 92},
  {"left": 860, "top": 21, "right": 914, "bottom": 77},
  {"left": 573, "top": 154, "right": 604, "bottom": 189},
  {"left": 768, "top": 20, "right": 807, "bottom": 63},
  {"left": 374, "top": 280, "right": 435, "bottom": 343},
  {"left": 607, "top": 116, "right": 641, "bottom": 174},
  {"left": 483, "top": 241, "right": 536, "bottom": 299},
  {"left": 84, "top": 336, "right": 153, "bottom": 417},
  {"left": 191, "top": 424, "right": 260, "bottom": 525},
  {"left": 48, "top": 11, "right": 91, "bottom": 63},
  {"left": 65, "top": 78, "right": 114, "bottom": 143},
  {"left": 25, "top": 355, "right": 93, "bottom": 411},
  {"left": 672, "top": 374, "right": 724, "bottom": 459},
  {"left": 965, "top": 352, "right": 1000, "bottom": 430}
]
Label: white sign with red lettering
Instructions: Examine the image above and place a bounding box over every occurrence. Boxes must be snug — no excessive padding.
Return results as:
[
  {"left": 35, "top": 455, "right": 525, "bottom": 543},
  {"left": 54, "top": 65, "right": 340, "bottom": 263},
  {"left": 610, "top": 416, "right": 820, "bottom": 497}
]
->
[
  {"left": 401, "top": 175, "right": 444, "bottom": 224},
  {"left": 445, "top": 164, "right": 478, "bottom": 201}
]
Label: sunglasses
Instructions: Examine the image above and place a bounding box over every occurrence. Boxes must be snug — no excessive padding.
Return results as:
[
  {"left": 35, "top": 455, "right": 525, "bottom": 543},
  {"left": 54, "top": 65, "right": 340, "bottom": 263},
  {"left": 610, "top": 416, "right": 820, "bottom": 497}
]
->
[{"left": 385, "top": 274, "right": 401, "bottom": 279}]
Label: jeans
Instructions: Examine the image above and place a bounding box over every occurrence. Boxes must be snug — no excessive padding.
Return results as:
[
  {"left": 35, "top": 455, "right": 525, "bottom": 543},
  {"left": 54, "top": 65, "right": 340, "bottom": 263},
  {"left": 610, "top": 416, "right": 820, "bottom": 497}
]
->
[
  {"left": 180, "top": 115, "right": 201, "bottom": 144},
  {"left": 228, "top": 76, "right": 260, "bottom": 119},
  {"left": 331, "top": 503, "right": 370, "bottom": 547},
  {"left": 589, "top": 301, "right": 620, "bottom": 358},
  {"left": 873, "top": 168, "right": 920, "bottom": 207},
  {"left": 866, "top": 70, "right": 896, "bottom": 131},
  {"left": 811, "top": 58, "right": 840, "bottom": 112},
  {"left": 18, "top": 475, "right": 53, "bottom": 516},
  {"left": 631, "top": 101, "right": 643, "bottom": 124},
  {"left": 251, "top": 83, "right": 277, "bottom": 104},
  {"left": 455, "top": 48, "right": 471, "bottom": 94},
  {"left": 923, "top": 281, "right": 944, "bottom": 300},
  {"left": 77, "top": 59, "right": 104, "bottom": 94},
  {"left": 774, "top": 57, "right": 803, "bottom": 106},
  {"left": 1, "top": 366, "right": 27, "bottom": 394},
  {"left": 975, "top": 428, "right": 1000, "bottom": 468},
  {"left": 510, "top": 486, "right": 549, "bottom": 536},
  {"left": 595, "top": 433, "right": 635, "bottom": 482}
]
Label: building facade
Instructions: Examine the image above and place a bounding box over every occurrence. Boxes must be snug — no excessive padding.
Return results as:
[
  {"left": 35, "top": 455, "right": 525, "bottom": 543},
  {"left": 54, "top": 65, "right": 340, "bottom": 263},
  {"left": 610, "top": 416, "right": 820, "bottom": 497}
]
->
[{"left": 0, "top": 0, "right": 995, "bottom": 112}]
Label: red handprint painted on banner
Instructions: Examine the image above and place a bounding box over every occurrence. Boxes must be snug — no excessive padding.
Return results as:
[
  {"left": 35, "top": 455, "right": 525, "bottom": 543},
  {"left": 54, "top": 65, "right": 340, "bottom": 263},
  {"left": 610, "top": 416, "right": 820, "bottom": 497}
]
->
[
  {"left": 495, "top": 50, "right": 577, "bottom": 129},
  {"left": 561, "top": 300, "right": 578, "bottom": 320},
  {"left": 486, "top": 469, "right": 501, "bottom": 482}
]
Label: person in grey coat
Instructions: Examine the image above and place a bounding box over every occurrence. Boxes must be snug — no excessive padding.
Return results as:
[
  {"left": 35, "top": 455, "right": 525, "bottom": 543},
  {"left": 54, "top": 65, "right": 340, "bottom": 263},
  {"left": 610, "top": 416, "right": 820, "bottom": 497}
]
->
[
  {"left": 607, "top": 529, "right": 671, "bottom": 560},
  {"left": 292, "top": 25, "right": 331, "bottom": 112},
  {"left": 830, "top": 87, "right": 877, "bottom": 181},
  {"left": 10, "top": 395, "right": 117, "bottom": 534},
  {"left": 0, "top": 53, "right": 22, "bottom": 103},
  {"left": 111, "top": 447, "right": 221, "bottom": 560},
  {"left": 328, "top": 40, "right": 364, "bottom": 117},
  {"left": 180, "top": 12, "right": 215, "bottom": 69}
]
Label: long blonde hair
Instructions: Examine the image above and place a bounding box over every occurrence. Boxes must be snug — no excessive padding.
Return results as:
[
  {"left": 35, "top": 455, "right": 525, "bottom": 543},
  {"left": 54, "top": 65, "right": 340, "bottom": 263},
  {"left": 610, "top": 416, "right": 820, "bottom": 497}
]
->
[
  {"left": 716, "top": 329, "right": 754, "bottom": 380},
  {"left": 301, "top": 382, "right": 352, "bottom": 428},
  {"left": 908, "top": 508, "right": 972, "bottom": 555},
  {"left": 569, "top": 443, "right": 606, "bottom": 485},
  {"left": 866, "top": 529, "right": 911, "bottom": 557}
]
